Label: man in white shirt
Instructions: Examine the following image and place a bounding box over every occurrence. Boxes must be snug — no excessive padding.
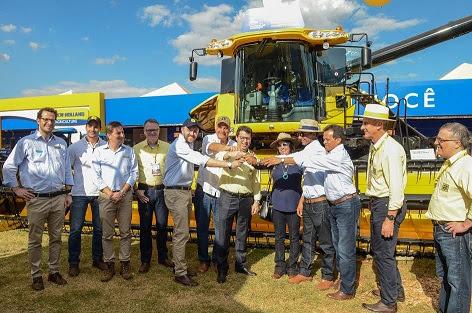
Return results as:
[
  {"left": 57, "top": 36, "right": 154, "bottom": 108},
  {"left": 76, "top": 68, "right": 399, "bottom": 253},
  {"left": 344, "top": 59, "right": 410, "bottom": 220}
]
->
[
  {"left": 67, "top": 116, "right": 107, "bottom": 277},
  {"left": 163, "top": 118, "right": 242, "bottom": 287},
  {"left": 194, "top": 116, "right": 236, "bottom": 273}
]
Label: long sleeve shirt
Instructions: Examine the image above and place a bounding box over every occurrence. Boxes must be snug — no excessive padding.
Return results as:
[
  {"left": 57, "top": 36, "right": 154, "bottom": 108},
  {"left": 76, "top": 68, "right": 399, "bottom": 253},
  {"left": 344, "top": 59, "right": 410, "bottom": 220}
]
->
[
  {"left": 365, "top": 133, "right": 407, "bottom": 211},
  {"left": 426, "top": 150, "right": 472, "bottom": 221},
  {"left": 290, "top": 140, "right": 326, "bottom": 199},
  {"left": 163, "top": 134, "right": 210, "bottom": 187},
  {"left": 217, "top": 150, "right": 262, "bottom": 201},
  {"left": 301, "top": 144, "right": 356, "bottom": 202},
  {"left": 68, "top": 137, "right": 106, "bottom": 196},
  {"left": 2, "top": 131, "right": 73, "bottom": 193},
  {"left": 92, "top": 144, "right": 138, "bottom": 191}
]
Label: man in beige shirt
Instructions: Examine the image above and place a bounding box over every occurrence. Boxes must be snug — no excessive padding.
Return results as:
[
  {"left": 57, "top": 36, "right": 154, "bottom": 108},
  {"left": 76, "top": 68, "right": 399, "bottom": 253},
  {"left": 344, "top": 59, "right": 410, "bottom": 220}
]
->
[
  {"left": 214, "top": 125, "right": 261, "bottom": 284},
  {"left": 360, "top": 104, "right": 407, "bottom": 313},
  {"left": 426, "top": 122, "right": 472, "bottom": 313},
  {"left": 133, "top": 118, "right": 172, "bottom": 274}
]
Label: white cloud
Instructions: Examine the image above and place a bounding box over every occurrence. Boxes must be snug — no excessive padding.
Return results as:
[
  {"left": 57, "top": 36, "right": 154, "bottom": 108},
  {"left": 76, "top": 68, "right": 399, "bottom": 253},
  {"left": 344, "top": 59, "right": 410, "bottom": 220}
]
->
[
  {"left": 140, "top": 4, "right": 173, "bottom": 27},
  {"left": 0, "top": 53, "right": 11, "bottom": 62},
  {"left": 299, "top": 0, "right": 361, "bottom": 28},
  {"left": 81, "top": 36, "right": 89, "bottom": 42},
  {"left": 95, "top": 55, "right": 127, "bottom": 65},
  {"left": 1, "top": 24, "right": 16, "bottom": 32},
  {"left": 2, "top": 39, "right": 15, "bottom": 46},
  {"left": 350, "top": 15, "right": 422, "bottom": 37},
  {"left": 21, "top": 26, "right": 32, "bottom": 33},
  {"left": 29, "top": 42, "right": 42, "bottom": 50},
  {"left": 21, "top": 80, "right": 155, "bottom": 98},
  {"left": 188, "top": 76, "right": 220, "bottom": 91}
]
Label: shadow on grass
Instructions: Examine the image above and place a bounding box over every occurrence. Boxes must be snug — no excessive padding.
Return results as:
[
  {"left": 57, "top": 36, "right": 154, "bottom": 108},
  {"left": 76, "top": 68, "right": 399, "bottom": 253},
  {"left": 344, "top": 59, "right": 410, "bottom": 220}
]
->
[
  {"left": 0, "top": 230, "right": 271, "bottom": 313},
  {"left": 410, "top": 257, "right": 440, "bottom": 311}
]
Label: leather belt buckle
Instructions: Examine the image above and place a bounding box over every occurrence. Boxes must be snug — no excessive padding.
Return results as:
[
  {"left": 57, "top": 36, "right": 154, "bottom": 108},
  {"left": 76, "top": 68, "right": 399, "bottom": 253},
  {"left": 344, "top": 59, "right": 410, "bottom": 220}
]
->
[
  {"left": 331, "top": 193, "right": 357, "bottom": 205},
  {"left": 304, "top": 196, "right": 327, "bottom": 204}
]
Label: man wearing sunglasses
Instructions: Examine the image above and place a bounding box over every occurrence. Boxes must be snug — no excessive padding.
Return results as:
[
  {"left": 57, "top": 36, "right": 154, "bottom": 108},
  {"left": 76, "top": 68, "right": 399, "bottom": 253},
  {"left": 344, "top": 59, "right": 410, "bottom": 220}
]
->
[
  {"left": 262, "top": 119, "right": 335, "bottom": 289},
  {"left": 426, "top": 122, "right": 472, "bottom": 313}
]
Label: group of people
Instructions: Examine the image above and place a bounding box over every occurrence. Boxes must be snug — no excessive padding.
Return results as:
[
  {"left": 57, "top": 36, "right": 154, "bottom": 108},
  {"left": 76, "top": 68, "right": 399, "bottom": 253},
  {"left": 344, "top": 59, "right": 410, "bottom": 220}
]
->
[{"left": 1, "top": 105, "right": 471, "bottom": 313}]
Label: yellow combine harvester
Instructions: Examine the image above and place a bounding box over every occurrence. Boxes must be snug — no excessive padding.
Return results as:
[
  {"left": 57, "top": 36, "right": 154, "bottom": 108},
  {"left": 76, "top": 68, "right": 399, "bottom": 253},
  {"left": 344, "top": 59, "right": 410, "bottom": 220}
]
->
[{"left": 187, "top": 12, "right": 472, "bottom": 254}]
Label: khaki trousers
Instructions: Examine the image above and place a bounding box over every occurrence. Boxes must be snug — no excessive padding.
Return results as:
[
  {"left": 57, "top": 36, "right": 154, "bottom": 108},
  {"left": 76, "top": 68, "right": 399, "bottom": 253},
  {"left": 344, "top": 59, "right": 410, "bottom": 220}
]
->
[
  {"left": 99, "top": 191, "right": 133, "bottom": 262},
  {"left": 26, "top": 194, "right": 66, "bottom": 278},
  {"left": 164, "top": 189, "right": 192, "bottom": 276}
]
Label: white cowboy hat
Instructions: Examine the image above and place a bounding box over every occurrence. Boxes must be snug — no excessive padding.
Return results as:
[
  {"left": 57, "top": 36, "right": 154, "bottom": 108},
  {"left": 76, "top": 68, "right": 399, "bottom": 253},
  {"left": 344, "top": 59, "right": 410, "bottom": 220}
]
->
[
  {"left": 362, "top": 104, "right": 394, "bottom": 121},
  {"left": 297, "top": 119, "right": 322, "bottom": 133}
]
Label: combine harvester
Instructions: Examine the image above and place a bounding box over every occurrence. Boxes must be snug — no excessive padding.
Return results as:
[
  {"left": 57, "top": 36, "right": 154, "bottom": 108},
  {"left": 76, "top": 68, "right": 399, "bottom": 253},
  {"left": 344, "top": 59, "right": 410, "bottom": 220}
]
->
[{"left": 187, "top": 2, "right": 472, "bottom": 255}]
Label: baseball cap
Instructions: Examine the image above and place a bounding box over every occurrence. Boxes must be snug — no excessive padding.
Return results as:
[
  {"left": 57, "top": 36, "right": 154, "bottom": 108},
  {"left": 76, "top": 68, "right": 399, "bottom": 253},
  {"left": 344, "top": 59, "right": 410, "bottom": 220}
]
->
[
  {"left": 87, "top": 115, "right": 102, "bottom": 125},
  {"left": 182, "top": 118, "right": 202, "bottom": 129},
  {"left": 215, "top": 116, "right": 230, "bottom": 127}
]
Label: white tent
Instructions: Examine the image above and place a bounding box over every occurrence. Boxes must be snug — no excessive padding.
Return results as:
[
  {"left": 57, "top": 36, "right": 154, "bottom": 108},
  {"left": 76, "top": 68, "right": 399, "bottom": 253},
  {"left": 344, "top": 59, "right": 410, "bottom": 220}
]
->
[
  {"left": 440, "top": 63, "right": 472, "bottom": 80},
  {"left": 140, "top": 82, "right": 190, "bottom": 97}
]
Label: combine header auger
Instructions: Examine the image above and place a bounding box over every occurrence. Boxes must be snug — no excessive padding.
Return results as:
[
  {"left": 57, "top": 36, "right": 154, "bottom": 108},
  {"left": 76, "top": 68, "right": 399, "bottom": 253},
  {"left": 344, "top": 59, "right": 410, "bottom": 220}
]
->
[{"left": 187, "top": 12, "right": 472, "bottom": 255}]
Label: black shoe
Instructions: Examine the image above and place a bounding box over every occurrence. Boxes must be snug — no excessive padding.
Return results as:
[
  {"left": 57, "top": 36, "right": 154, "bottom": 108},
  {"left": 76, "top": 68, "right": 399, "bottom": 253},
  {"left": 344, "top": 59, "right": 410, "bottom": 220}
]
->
[
  {"left": 217, "top": 271, "right": 227, "bottom": 284},
  {"left": 48, "top": 272, "right": 68, "bottom": 285},
  {"left": 372, "top": 289, "right": 405, "bottom": 302},
  {"left": 92, "top": 260, "right": 108, "bottom": 271},
  {"left": 158, "top": 259, "right": 174, "bottom": 268},
  {"left": 235, "top": 266, "right": 257, "bottom": 276},
  {"left": 174, "top": 274, "right": 198, "bottom": 287},
  {"left": 68, "top": 264, "right": 79, "bottom": 277},
  {"left": 31, "top": 276, "right": 44, "bottom": 291},
  {"left": 138, "top": 262, "right": 150, "bottom": 274},
  {"left": 362, "top": 301, "right": 397, "bottom": 313}
]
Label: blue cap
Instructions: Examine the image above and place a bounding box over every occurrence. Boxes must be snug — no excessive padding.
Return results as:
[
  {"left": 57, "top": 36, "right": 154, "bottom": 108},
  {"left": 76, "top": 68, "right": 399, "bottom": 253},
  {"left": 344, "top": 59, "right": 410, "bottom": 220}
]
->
[{"left": 182, "top": 118, "right": 201, "bottom": 129}]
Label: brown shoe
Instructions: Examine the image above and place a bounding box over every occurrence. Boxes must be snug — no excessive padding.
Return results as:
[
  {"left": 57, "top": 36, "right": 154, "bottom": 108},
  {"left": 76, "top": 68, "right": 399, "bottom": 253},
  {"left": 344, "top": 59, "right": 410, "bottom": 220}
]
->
[
  {"left": 120, "top": 261, "right": 133, "bottom": 280},
  {"left": 198, "top": 262, "right": 210, "bottom": 274},
  {"left": 68, "top": 264, "right": 79, "bottom": 277},
  {"left": 138, "top": 262, "right": 150, "bottom": 273},
  {"left": 272, "top": 272, "right": 284, "bottom": 279},
  {"left": 327, "top": 290, "right": 355, "bottom": 300},
  {"left": 31, "top": 276, "right": 44, "bottom": 291},
  {"left": 175, "top": 274, "right": 199, "bottom": 287},
  {"left": 48, "top": 272, "right": 67, "bottom": 285},
  {"left": 158, "top": 259, "right": 174, "bottom": 268},
  {"left": 372, "top": 289, "right": 405, "bottom": 302},
  {"left": 362, "top": 301, "right": 397, "bottom": 312},
  {"left": 101, "top": 262, "right": 115, "bottom": 282},
  {"left": 317, "top": 279, "right": 335, "bottom": 290},
  {"left": 92, "top": 260, "right": 108, "bottom": 271},
  {"left": 288, "top": 274, "right": 313, "bottom": 284}
]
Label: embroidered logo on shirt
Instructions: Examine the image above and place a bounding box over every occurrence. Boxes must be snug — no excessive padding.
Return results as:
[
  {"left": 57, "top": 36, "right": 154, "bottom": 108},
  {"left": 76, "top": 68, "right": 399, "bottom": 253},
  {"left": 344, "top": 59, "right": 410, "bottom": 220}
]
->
[{"left": 441, "top": 183, "right": 449, "bottom": 192}]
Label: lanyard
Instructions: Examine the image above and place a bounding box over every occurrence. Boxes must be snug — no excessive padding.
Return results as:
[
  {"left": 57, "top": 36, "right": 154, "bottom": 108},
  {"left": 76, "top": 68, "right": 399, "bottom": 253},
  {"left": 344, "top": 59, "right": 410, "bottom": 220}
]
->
[
  {"left": 435, "top": 150, "right": 468, "bottom": 184},
  {"left": 367, "top": 136, "right": 387, "bottom": 189}
]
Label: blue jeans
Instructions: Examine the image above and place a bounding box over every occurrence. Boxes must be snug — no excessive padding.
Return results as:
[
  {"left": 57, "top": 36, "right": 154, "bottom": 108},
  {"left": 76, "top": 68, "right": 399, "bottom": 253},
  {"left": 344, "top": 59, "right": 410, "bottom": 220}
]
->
[
  {"left": 194, "top": 184, "right": 220, "bottom": 263},
  {"left": 330, "top": 196, "right": 361, "bottom": 294},
  {"left": 137, "top": 189, "right": 169, "bottom": 263},
  {"left": 68, "top": 196, "right": 103, "bottom": 265},
  {"left": 299, "top": 200, "right": 335, "bottom": 279},
  {"left": 434, "top": 223, "right": 471, "bottom": 313}
]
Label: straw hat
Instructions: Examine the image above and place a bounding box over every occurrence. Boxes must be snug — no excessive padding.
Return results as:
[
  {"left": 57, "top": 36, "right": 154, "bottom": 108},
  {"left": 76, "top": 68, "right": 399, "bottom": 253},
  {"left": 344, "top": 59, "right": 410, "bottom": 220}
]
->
[
  {"left": 297, "top": 119, "right": 322, "bottom": 133},
  {"left": 270, "top": 133, "right": 299, "bottom": 149},
  {"left": 362, "top": 104, "right": 394, "bottom": 121}
]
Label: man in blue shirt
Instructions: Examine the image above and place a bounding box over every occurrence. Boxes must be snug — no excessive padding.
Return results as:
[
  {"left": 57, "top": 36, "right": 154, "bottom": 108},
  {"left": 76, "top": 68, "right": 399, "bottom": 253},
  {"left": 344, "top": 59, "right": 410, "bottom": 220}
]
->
[{"left": 3, "top": 107, "right": 73, "bottom": 291}]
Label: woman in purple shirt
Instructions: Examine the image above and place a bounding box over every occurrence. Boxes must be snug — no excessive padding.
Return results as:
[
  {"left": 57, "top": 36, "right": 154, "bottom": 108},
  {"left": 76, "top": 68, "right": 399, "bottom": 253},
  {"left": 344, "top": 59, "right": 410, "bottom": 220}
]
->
[{"left": 269, "top": 133, "right": 303, "bottom": 279}]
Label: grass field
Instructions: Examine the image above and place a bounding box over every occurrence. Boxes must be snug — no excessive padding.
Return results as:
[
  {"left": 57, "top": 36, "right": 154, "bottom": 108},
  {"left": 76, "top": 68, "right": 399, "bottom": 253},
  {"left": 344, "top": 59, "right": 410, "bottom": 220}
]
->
[{"left": 0, "top": 229, "right": 440, "bottom": 313}]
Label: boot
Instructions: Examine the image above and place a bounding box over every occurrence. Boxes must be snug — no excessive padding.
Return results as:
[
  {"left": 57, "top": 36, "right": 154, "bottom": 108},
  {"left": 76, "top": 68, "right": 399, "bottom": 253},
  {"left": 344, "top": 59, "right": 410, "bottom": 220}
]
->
[
  {"left": 101, "top": 262, "right": 115, "bottom": 282},
  {"left": 120, "top": 261, "right": 133, "bottom": 280}
]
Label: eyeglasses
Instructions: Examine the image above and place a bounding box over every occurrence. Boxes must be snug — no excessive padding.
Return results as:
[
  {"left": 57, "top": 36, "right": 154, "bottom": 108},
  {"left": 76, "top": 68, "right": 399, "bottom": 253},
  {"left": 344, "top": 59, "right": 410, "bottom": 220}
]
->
[
  {"left": 435, "top": 136, "right": 458, "bottom": 144},
  {"left": 278, "top": 142, "right": 290, "bottom": 147},
  {"left": 296, "top": 132, "right": 307, "bottom": 137},
  {"left": 40, "top": 117, "right": 55, "bottom": 123},
  {"left": 145, "top": 128, "right": 159, "bottom": 133}
]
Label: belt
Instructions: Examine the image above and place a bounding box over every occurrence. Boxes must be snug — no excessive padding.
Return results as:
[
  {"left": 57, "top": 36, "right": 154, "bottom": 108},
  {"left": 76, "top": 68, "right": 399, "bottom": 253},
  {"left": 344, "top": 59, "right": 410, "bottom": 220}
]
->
[
  {"left": 35, "top": 190, "right": 69, "bottom": 198},
  {"left": 222, "top": 189, "right": 252, "bottom": 198},
  {"left": 330, "top": 193, "right": 357, "bottom": 206},
  {"left": 165, "top": 186, "right": 191, "bottom": 191},
  {"left": 432, "top": 220, "right": 452, "bottom": 226},
  {"left": 304, "top": 195, "right": 327, "bottom": 204},
  {"left": 138, "top": 183, "right": 164, "bottom": 190}
]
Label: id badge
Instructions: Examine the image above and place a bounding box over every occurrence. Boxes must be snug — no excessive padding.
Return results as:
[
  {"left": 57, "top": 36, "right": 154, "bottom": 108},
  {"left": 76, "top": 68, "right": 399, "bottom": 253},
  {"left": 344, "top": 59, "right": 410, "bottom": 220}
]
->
[{"left": 151, "top": 163, "right": 161, "bottom": 176}]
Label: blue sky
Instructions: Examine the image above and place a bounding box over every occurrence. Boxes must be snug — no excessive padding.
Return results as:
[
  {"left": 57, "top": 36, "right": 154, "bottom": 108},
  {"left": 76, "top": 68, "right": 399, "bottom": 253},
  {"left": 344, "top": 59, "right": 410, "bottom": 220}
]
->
[{"left": 0, "top": 0, "right": 471, "bottom": 99}]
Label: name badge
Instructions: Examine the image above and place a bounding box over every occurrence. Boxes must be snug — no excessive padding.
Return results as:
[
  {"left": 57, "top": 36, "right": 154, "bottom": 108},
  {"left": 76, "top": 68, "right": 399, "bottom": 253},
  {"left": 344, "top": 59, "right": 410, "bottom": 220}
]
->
[{"left": 151, "top": 163, "right": 161, "bottom": 176}]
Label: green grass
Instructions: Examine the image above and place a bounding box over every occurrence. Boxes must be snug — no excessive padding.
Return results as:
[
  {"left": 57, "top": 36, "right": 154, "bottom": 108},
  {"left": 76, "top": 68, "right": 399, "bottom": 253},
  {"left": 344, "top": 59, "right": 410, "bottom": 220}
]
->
[{"left": 0, "top": 229, "right": 439, "bottom": 313}]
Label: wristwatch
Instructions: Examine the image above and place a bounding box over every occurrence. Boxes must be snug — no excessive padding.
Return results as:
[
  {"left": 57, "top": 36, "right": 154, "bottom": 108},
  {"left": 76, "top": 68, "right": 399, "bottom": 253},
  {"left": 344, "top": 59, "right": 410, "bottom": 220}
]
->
[
  {"left": 386, "top": 214, "right": 395, "bottom": 221},
  {"left": 227, "top": 162, "right": 232, "bottom": 169}
]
